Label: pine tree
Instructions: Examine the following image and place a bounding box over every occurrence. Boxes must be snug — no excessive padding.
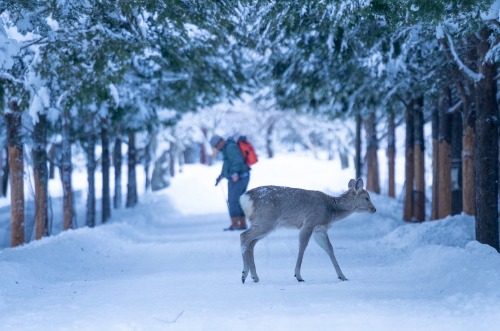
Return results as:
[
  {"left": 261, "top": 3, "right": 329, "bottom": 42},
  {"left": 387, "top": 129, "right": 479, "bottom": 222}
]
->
[{"left": 33, "top": 113, "right": 49, "bottom": 239}]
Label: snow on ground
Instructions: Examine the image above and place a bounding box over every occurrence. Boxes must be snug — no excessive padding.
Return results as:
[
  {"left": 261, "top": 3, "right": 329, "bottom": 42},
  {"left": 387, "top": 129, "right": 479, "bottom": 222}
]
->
[{"left": 1, "top": 153, "right": 500, "bottom": 330}]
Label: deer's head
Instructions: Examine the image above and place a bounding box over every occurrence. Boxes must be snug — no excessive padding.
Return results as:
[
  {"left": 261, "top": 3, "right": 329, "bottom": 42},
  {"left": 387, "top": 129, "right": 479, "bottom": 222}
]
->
[{"left": 348, "top": 178, "right": 376, "bottom": 214}]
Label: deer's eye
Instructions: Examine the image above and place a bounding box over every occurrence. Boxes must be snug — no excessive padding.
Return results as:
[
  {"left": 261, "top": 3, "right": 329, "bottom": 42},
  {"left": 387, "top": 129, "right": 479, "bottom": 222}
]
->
[{"left": 365, "top": 197, "right": 369, "bottom": 201}]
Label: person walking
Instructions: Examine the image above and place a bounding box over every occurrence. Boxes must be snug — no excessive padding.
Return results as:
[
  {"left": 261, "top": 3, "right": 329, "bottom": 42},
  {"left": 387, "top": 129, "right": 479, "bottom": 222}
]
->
[{"left": 210, "top": 135, "right": 250, "bottom": 231}]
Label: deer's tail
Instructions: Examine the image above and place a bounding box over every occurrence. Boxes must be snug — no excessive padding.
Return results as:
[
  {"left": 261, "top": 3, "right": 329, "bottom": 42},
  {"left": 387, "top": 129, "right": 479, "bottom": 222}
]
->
[{"left": 240, "top": 193, "right": 254, "bottom": 221}]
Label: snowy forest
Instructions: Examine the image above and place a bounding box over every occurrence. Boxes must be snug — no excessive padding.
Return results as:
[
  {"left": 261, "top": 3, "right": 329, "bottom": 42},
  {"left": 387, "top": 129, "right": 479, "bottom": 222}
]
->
[{"left": 1, "top": 1, "right": 500, "bottom": 330}]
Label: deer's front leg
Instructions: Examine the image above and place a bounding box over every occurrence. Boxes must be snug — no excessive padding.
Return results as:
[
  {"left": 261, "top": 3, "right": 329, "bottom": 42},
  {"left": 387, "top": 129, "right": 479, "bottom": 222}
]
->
[
  {"left": 313, "top": 230, "right": 347, "bottom": 281},
  {"left": 295, "top": 226, "right": 313, "bottom": 282}
]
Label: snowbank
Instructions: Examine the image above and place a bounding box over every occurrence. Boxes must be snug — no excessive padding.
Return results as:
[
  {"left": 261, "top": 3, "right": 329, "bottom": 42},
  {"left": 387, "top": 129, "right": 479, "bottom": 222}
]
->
[{"left": 379, "top": 213, "right": 475, "bottom": 249}]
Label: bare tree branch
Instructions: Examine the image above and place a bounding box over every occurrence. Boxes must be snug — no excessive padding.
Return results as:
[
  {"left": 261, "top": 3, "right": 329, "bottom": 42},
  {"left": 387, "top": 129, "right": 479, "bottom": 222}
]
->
[{"left": 394, "top": 93, "right": 408, "bottom": 108}]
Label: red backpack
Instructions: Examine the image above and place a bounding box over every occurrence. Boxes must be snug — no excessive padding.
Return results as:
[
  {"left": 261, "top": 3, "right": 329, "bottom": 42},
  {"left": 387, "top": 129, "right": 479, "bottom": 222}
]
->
[{"left": 238, "top": 136, "right": 258, "bottom": 167}]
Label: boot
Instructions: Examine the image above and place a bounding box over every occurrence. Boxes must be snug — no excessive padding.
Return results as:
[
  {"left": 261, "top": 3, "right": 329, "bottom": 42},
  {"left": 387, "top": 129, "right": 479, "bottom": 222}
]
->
[
  {"left": 237, "top": 216, "right": 247, "bottom": 230},
  {"left": 224, "top": 217, "right": 239, "bottom": 231}
]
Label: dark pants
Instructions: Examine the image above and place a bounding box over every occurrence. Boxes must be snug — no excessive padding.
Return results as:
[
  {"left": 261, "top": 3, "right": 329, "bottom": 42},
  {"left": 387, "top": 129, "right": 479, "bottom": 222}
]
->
[{"left": 228, "top": 175, "right": 250, "bottom": 217}]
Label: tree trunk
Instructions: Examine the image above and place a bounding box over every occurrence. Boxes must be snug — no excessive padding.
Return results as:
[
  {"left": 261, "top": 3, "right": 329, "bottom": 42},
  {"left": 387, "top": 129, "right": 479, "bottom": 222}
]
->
[
  {"left": 151, "top": 150, "right": 170, "bottom": 191},
  {"left": 413, "top": 96, "right": 425, "bottom": 222},
  {"left": 355, "top": 114, "right": 362, "bottom": 179},
  {"left": 364, "top": 112, "right": 380, "bottom": 193},
  {"left": 387, "top": 113, "right": 396, "bottom": 198},
  {"left": 101, "top": 118, "right": 111, "bottom": 223},
  {"left": 339, "top": 147, "right": 350, "bottom": 169},
  {"left": 2, "top": 146, "right": 9, "bottom": 197},
  {"left": 461, "top": 43, "right": 477, "bottom": 217},
  {"left": 475, "top": 27, "right": 499, "bottom": 252},
  {"left": 33, "top": 114, "right": 49, "bottom": 239},
  {"left": 48, "top": 145, "right": 56, "bottom": 179},
  {"left": 86, "top": 116, "right": 96, "bottom": 228},
  {"left": 178, "top": 146, "right": 184, "bottom": 173},
  {"left": 114, "top": 136, "right": 122, "bottom": 209},
  {"left": 438, "top": 87, "right": 452, "bottom": 220},
  {"left": 462, "top": 95, "right": 476, "bottom": 216},
  {"left": 144, "top": 139, "right": 151, "bottom": 191},
  {"left": 62, "top": 110, "right": 73, "bottom": 230},
  {"left": 451, "top": 108, "right": 463, "bottom": 215},
  {"left": 169, "top": 143, "right": 176, "bottom": 178},
  {"left": 431, "top": 105, "right": 439, "bottom": 220},
  {"left": 200, "top": 128, "right": 208, "bottom": 165},
  {"left": 328, "top": 140, "right": 334, "bottom": 161},
  {"left": 267, "top": 119, "right": 275, "bottom": 158},
  {"left": 404, "top": 99, "right": 414, "bottom": 222},
  {"left": 0, "top": 148, "right": 3, "bottom": 196},
  {"left": 6, "top": 101, "right": 24, "bottom": 247},
  {"left": 126, "top": 132, "right": 138, "bottom": 208},
  {"left": 442, "top": 36, "right": 477, "bottom": 217}
]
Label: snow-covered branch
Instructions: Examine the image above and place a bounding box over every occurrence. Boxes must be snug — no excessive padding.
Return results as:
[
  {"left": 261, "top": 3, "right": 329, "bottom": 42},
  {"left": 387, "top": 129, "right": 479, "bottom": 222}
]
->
[
  {"left": 448, "top": 100, "right": 463, "bottom": 113},
  {"left": 446, "top": 33, "right": 484, "bottom": 82},
  {"left": 0, "top": 72, "right": 24, "bottom": 84}
]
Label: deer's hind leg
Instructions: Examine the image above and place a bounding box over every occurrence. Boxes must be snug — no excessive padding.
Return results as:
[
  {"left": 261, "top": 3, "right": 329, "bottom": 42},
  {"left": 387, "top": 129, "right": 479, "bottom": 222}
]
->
[
  {"left": 294, "top": 226, "right": 314, "bottom": 282},
  {"left": 313, "top": 230, "right": 347, "bottom": 281},
  {"left": 240, "top": 223, "right": 274, "bottom": 283},
  {"left": 247, "top": 239, "right": 259, "bottom": 281}
]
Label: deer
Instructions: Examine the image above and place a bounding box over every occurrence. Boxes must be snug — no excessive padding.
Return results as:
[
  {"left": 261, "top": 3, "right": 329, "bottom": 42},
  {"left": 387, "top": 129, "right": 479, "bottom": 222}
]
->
[{"left": 239, "top": 178, "right": 376, "bottom": 283}]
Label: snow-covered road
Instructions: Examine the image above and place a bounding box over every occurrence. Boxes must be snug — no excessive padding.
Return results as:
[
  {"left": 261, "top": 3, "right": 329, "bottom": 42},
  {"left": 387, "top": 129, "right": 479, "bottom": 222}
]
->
[
  {"left": 1, "top": 155, "right": 499, "bottom": 330},
  {"left": 1, "top": 193, "right": 500, "bottom": 330}
]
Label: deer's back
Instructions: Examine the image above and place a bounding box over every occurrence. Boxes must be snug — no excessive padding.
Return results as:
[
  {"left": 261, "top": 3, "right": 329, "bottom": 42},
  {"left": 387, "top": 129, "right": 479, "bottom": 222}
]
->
[{"left": 245, "top": 186, "right": 331, "bottom": 228}]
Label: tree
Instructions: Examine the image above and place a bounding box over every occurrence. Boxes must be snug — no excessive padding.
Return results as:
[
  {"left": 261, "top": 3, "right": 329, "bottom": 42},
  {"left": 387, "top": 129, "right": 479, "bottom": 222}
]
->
[
  {"left": 413, "top": 96, "right": 425, "bottom": 223},
  {"left": 431, "top": 105, "right": 439, "bottom": 221},
  {"left": 33, "top": 113, "right": 49, "bottom": 239},
  {"left": 474, "top": 26, "right": 499, "bottom": 251},
  {"left": 1, "top": 0, "right": 52, "bottom": 245},
  {"left": 101, "top": 117, "right": 111, "bottom": 222},
  {"left": 387, "top": 112, "right": 396, "bottom": 198},
  {"left": 5, "top": 100, "right": 24, "bottom": 246},
  {"left": 113, "top": 134, "right": 122, "bottom": 209},
  {"left": 126, "top": 132, "right": 138, "bottom": 208},
  {"left": 364, "top": 112, "right": 380, "bottom": 193},
  {"left": 403, "top": 98, "right": 414, "bottom": 222}
]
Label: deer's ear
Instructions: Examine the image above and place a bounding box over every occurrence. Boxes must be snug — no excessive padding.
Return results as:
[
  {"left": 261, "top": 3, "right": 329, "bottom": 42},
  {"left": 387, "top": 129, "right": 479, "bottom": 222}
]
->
[
  {"left": 355, "top": 178, "right": 364, "bottom": 192},
  {"left": 348, "top": 179, "right": 356, "bottom": 189}
]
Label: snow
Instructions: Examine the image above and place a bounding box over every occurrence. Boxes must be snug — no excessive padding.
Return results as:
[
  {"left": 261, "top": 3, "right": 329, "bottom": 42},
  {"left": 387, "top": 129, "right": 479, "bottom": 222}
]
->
[
  {"left": 184, "top": 23, "right": 211, "bottom": 41},
  {"left": 0, "top": 153, "right": 499, "bottom": 330},
  {"left": 435, "top": 24, "right": 444, "bottom": 40},
  {"left": 46, "top": 14, "right": 60, "bottom": 32},
  {"left": 0, "top": 24, "right": 20, "bottom": 70},
  {"left": 481, "top": 0, "right": 500, "bottom": 20},
  {"left": 108, "top": 83, "right": 120, "bottom": 106},
  {"left": 28, "top": 86, "right": 51, "bottom": 123}
]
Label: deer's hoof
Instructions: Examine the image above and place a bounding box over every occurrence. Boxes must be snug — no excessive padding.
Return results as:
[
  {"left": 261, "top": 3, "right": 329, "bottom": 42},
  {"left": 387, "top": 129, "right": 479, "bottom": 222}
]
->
[
  {"left": 252, "top": 276, "right": 259, "bottom": 283},
  {"left": 338, "top": 276, "right": 347, "bottom": 281},
  {"left": 242, "top": 277, "right": 245, "bottom": 284}
]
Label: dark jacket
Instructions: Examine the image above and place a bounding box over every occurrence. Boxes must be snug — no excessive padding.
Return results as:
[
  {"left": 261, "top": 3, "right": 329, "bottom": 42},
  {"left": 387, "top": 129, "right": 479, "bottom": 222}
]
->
[{"left": 221, "top": 138, "right": 250, "bottom": 179}]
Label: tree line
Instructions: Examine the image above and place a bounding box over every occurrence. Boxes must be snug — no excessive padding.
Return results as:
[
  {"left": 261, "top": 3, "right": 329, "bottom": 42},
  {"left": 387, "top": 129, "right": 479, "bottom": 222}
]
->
[
  {"left": 1, "top": 1, "right": 500, "bottom": 252},
  {"left": 0, "top": 0, "right": 250, "bottom": 246},
  {"left": 251, "top": 0, "right": 500, "bottom": 251}
]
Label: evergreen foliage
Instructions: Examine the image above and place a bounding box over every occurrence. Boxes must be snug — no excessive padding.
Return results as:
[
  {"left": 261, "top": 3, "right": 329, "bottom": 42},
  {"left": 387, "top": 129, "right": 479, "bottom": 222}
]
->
[{"left": 0, "top": 0, "right": 499, "bottom": 250}]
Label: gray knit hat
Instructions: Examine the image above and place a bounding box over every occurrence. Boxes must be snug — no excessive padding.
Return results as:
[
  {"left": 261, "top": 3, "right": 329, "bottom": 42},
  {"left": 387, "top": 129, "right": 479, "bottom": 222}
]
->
[{"left": 209, "top": 135, "right": 223, "bottom": 148}]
